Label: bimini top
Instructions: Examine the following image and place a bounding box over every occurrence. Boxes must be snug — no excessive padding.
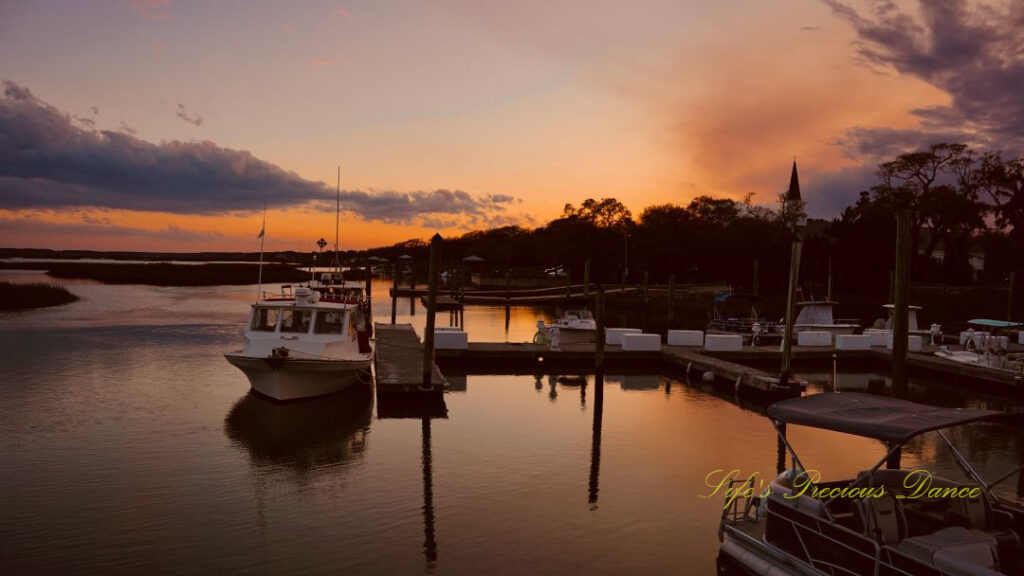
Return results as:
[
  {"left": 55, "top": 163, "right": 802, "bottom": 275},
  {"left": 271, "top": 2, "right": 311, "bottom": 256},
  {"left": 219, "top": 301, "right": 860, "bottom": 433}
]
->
[
  {"left": 767, "top": 392, "right": 1024, "bottom": 444},
  {"left": 713, "top": 293, "right": 761, "bottom": 303},
  {"left": 968, "top": 319, "right": 1022, "bottom": 328}
]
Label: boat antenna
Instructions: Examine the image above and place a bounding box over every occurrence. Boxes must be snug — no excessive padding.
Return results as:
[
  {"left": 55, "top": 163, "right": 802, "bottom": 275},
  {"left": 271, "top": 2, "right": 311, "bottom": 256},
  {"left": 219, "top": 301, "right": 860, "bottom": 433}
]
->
[
  {"left": 333, "top": 165, "right": 341, "bottom": 278},
  {"left": 256, "top": 171, "right": 268, "bottom": 301}
]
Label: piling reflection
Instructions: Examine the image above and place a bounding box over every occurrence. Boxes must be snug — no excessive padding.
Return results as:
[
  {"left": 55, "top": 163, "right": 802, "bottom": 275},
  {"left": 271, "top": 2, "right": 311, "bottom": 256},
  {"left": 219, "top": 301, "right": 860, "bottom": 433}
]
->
[
  {"left": 588, "top": 372, "right": 604, "bottom": 510},
  {"left": 223, "top": 386, "right": 372, "bottom": 474},
  {"left": 421, "top": 417, "right": 438, "bottom": 567}
]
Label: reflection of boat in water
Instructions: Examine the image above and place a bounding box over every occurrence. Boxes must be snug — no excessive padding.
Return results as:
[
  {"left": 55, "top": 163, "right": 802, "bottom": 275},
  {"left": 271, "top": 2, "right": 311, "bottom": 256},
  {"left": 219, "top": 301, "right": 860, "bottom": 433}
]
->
[
  {"left": 224, "top": 285, "right": 373, "bottom": 401},
  {"left": 224, "top": 386, "right": 372, "bottom": 470},
  {"left": 533, "top": 309, "right": 597, "bottom": 345},
  {"left": 719, "top": 392, "right": 1024, "bottom": 576}
]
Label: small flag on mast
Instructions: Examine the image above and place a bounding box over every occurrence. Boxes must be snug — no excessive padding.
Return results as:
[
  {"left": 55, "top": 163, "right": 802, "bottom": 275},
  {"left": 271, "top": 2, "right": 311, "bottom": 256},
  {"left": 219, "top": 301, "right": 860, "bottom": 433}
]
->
[{"left": 257, "top": 225, "right": 265, "bottom": 239}]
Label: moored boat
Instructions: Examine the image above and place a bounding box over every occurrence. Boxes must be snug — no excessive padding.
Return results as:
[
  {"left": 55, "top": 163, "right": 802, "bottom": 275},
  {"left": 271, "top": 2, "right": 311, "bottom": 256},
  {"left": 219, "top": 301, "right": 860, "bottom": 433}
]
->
[
  {"left": 775, "top": 300, "right": 859, "bottom": 337},
  {"left": 534, "top": 309, "right": 597, "bottom": 345},
  {"left": 718, "top": 392, "right": 1024, "bottom": 575},
  {"left": 225, "top": 285, "right": 373, "bottom": 401}
]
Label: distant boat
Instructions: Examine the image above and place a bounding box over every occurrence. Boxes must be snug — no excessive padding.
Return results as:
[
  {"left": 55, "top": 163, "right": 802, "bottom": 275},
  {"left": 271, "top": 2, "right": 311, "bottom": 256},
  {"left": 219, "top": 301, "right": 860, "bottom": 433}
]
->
[
  {"left": 225, "top": 286, "right": 373, "bottom": 401},
  {"left": 934, "top": 319, "right": 1024, "bottom": 374},
  {"left": 863, "top": 303, "right": 941, "bottom": 342},
  {"left": 706, "top": 293, "right": 778, "bottom": 343},
  {"left": 775, "top": 300, "right": 859, "bottom": 337},
  {"left": 534, "top": 309, "right": 597, "bottom": 345}
]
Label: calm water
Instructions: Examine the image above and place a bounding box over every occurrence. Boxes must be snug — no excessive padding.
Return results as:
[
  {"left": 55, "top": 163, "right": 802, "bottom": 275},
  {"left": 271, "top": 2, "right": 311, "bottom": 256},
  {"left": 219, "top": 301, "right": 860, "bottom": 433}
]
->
[{"left": 3, "top": 272, "right": 1024, "bottom": 574}]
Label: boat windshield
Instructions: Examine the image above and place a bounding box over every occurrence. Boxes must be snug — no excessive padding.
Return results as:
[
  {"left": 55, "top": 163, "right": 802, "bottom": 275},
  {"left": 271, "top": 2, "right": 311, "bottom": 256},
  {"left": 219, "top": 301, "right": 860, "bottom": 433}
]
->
[
  {"left": 566, "top": 310, "right": 592, "bottom": 320},
  {"left": 251, "top": 307, "right": 279, "bottom": 331},
  {"left": 314, "top": 310, "right": 347, "bottom": 334},
  {"left": 280, "top": 309, "right": 312, "bottom": 333}
]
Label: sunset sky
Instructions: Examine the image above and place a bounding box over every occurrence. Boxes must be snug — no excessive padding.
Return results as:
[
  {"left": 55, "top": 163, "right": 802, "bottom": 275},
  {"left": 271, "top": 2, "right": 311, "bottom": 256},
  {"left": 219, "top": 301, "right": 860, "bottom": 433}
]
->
[{"left": 1, "top": 0, "right": 1021, "bottom": 251}]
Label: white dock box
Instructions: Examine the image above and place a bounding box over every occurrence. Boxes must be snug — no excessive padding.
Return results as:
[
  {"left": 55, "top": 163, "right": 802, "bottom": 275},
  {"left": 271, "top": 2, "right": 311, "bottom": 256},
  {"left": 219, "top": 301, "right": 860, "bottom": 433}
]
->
[
  {"left": 835, "top": 334, "right": 871, "bottom": 351},
  {"left": 606, "top": 328, "right": 642, "bottom": 345},
  {"left": 886, "top": 333, "right": 923, "bottom": 352},
  {"left": 622, "top": 333, "right": 661, "bottom": 351},
  {"left": 667, "top": 330, "right": 703, "bottom": 346},
  {"left": 797, "top": 331, "right": 832, "bottom": 347},
  {"left": 863, "top": 329, "right": 889, "bottom": 347},
  {"left": 704, "top": 334, "right": 743, "bottom": 352},
  {"left": 434, "top": 329, "right": 468, "bottom": 349}
]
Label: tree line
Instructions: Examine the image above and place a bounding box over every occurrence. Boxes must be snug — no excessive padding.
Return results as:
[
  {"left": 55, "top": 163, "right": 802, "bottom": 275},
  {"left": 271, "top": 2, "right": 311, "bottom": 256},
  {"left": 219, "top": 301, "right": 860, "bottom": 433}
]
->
[{"left": 363, "top": 143, "right": 1024, "bottom": 296}]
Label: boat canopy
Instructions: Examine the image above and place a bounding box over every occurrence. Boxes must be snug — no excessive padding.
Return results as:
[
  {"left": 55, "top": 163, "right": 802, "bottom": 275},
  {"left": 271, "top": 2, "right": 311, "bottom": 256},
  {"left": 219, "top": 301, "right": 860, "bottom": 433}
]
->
[
  {"left": 967, "top": 318, "right": 1022, "bottom": 328},
  {"left": 713, "top": 293, "right": 761, "bottom": 303},
  {"left": 767, "top": 392, "right": 1024, "bottom": 444}
]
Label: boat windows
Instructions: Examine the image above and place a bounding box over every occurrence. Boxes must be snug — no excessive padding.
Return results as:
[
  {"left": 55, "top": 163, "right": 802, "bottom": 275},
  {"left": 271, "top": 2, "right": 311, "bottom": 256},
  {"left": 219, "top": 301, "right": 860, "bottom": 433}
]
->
[
  {"left": 280, "top": 309, "right": 312, "bottom": 333},
  {"left": 251, "top": 307, "right": 279, "bottom": 331},
  {"left": 315, "top": 310, "right": 347, "bottom": 334}
]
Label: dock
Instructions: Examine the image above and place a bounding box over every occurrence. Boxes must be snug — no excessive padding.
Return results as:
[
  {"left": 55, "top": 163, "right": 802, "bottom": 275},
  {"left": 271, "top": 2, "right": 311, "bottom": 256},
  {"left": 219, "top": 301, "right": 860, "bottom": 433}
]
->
[
  {"left": 373, "top": 323, "right": 447, "bottom": 400},
  {"left": 393, "top": 282, "right": 729, "bottom": 305},
  {"left": 434, "top": 342, "right": 803, "bottom": 401}
]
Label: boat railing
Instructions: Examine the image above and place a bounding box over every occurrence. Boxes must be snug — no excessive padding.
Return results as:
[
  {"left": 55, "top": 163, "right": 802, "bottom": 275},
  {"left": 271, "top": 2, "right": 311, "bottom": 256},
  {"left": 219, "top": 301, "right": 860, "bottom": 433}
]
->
[
  {"left": 834, "top": 317, "right": 860, "bottom": 325},
  {"left": 718, "top": 476, "right": 762, "bottom": 541}
]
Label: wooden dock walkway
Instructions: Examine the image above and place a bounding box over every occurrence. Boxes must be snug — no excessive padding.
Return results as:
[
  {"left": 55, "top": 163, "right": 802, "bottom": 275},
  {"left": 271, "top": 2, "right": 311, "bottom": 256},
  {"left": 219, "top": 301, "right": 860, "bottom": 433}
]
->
[
  {"left": 434, "top": 342, "right": 802, "bottom": 400},
  {"left": 374, "top": 323, "right": 447, "bottom": 395}
]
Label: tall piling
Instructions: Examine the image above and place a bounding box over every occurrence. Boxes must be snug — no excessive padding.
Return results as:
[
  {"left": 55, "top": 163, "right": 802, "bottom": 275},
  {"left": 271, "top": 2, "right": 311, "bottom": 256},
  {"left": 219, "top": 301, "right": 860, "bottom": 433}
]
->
[
  {"left": 595, "top": 285, "right": 606, "bottom": 375},
  {"left": 391, "top": 262, "right": 399, "bottom": 324},
  {"left": 667, "top": 274, "right": 675, "bottom": 329},
  {"left": 780, "top": 242, "right": 803, "bottom": 388},
  {"left": 893, "top": 209, "right": 911, "bottom": 400},
  {"left": 584, "top": 259, "right": 591, "bottom": 298},
  {"left": 422, "top": 233, "right": 441, "bottom": 389}
]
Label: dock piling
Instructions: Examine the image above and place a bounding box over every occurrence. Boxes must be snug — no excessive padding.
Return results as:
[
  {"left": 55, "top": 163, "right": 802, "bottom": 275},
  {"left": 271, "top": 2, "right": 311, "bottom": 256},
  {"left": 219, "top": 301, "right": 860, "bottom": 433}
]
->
[
  {"left": 391, "top": 262, "right": 399, "bottom": 324},
  {"left": 780, "top": 242, "right": 803, "bottom": 387},
  {"left": 423, "top": 234, "right": 441, "bottom": 389},
  {"left": 584, "top": 259, "right": 591, "bottom": 298},
  {"left": 667, "top": 274, "right": 675, "bottom": 329},
  {"left": 893, "top": 209, "right": 910, "bottom": 399},
  {"left": 595, "top": 285, "right": 605, "bottom": 375}
]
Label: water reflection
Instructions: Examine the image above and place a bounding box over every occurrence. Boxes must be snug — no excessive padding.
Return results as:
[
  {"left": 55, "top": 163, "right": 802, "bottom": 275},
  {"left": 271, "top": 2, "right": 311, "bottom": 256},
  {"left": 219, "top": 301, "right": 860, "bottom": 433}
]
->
[
  {"left": 223, "top": 386, "right": 372, "bottom": 475},
  {"left": 588, "top": 372, "right": 604, "bottom": 510}
]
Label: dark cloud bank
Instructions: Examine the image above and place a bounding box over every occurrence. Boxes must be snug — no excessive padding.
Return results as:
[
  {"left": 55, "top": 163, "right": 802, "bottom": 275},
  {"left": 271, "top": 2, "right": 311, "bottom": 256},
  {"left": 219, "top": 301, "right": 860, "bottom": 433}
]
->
[
  {"left": 0, "top": 81, "right": 519, "bottom": 227},
  {"left": 805, "top": 0, "right": 1024, "bottom": 216}
]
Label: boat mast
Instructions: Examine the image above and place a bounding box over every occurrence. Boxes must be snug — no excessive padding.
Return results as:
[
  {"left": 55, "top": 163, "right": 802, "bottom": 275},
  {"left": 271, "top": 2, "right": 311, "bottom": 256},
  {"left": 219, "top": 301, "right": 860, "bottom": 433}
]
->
[
  {"left": 256, "top": 173, "right": 268, "bottom": 302},
  {"left": 333, "top": 165, "right": 341, "bottom": 279}
]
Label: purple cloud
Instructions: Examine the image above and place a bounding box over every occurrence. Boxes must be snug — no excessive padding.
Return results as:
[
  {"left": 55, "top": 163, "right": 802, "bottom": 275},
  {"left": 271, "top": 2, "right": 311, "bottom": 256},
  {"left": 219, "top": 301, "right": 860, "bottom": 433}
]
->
[{"left": 0, "top": 81, "right": 526, "bottom": 228}]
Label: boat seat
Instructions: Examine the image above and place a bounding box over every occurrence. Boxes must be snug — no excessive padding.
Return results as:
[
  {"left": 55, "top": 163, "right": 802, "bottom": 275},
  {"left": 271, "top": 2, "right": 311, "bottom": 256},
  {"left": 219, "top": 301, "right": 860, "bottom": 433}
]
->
[
  {"left": 854, "top": 493, "right": 908, "bottom": 545},
  {"left": 767, "top": 472, "right": 828, "bottom": 519},
  {"left": 897, "top": 526, "right": 999, "bottom": 573}
]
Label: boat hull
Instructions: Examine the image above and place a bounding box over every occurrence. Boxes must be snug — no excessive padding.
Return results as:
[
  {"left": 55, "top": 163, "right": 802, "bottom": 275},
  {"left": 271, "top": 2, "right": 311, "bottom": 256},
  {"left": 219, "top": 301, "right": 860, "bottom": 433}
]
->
[{"left": 224, "top": 354, "right": 371, "bottom": 401}]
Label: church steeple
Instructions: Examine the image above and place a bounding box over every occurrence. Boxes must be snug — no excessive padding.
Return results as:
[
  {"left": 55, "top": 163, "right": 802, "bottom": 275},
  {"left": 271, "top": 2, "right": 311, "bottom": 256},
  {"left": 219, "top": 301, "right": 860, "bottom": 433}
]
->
[{"left": 786, "top": 160, "right": 801, "bottom": 202}]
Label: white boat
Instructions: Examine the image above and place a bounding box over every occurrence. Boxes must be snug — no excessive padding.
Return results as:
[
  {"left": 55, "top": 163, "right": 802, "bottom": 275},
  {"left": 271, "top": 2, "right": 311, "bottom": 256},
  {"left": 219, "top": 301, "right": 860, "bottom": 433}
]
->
[
  {"left": 933, "top": 319, "right": 1024, "bottom": 374},
  {"left": 776, "top": 300, "right": 859, "bottom": 337},
  {"left": 534, "top": 309, "right": 597, "bottom": 345},
  {"left": 225, "top": 286, "right": 373, "bottom": 401}
]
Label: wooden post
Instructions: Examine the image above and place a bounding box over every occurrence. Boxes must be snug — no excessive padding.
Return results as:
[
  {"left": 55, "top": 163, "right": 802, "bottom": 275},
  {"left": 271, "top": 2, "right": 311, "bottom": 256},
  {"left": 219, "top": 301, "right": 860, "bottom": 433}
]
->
[
  {"left": 566, "top": 270, "right": 572, "bottom": 299},
  {"left": 780, "top": 242, "right": 802, "bottom": 388},
  {"left": 893, "top": 209, "right": 911, "bottom": 400},
  {"left": 391, "top": 262, "right": 399, "bottom": 324},
  {"left": 595, "top": 285, "right": 606, "bottom": 375},
  {"left": 753, "top": 260, "right": 760, "bottom": 296},
  {"left": 422, "top": 234, "right": 441, "bottom": 390},
  {"left": 642, "top": 270, "right": 649, "bottom": 332},
  {"left": 667, "top": 274, "right": 675, "bottom": 329},
  {"left": 1008, "top": 272, "right": 1016, "bottom": 322},
  {"left": 584, "top": 259, "right": 591, "bottom": 298},
  {"left": 364, "top": 265, "right": 373, "bottom": 323},
  {"left": 889, "top": 270, "right": 895, "bottom": 304},
  {"left": 827, "top": 258, "right": 833, "bottom": 302}
]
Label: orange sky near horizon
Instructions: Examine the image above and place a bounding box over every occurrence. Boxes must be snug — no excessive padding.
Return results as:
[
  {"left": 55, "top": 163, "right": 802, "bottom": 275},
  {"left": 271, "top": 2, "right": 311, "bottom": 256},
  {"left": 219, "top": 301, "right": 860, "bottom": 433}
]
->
[{"left": 0, "top": 0, "right": 1005, "bottom": 252}]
